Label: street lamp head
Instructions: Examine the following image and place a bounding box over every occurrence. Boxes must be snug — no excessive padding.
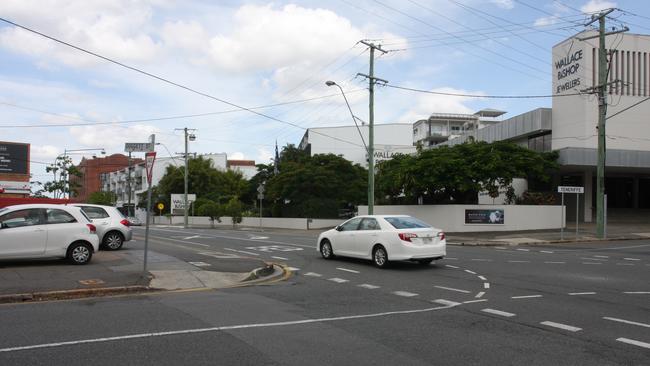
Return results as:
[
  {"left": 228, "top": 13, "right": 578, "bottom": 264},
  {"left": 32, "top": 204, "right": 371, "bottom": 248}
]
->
[
  {"left": 189, "top": 134, "right": 196, "bottom": 141},
  {"left": 325, "top": 80, "right": 336, "bottom": 87}
]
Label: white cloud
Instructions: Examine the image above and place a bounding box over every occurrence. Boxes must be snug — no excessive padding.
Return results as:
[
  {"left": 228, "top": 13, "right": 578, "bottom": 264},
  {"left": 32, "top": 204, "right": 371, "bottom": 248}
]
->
[
  {"left": 256, "top": 147, "right": 273, "bottom": 164},
  {"left": 229, "top": 152, "right": 245, "bottom": 160},
  {"left": 580, "top": 0, "right": 617, "bottom": 13},
  {"left": 534, "top": 16, "right": 559, "bottom": 27},
  {"left": 30, "top": 144, "right": 60, "bottom": 161},
  {"left": 490, "top": 0, "right": 515, "bottom": 9},
  {"left": 399, "top": 87, "right": 484, "bottom": 123},
  {"left": 68, "top": 124, "right": 159, "bottom": 151}
]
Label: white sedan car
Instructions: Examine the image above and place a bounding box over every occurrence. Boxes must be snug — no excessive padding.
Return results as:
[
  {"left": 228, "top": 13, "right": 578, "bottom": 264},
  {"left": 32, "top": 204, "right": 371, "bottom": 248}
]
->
[
  {"left": 317, "top": 215, "right": 446, "bottom": 268},
  {"left": 0, "top": 204, "right": 99, "bottom": 265}
]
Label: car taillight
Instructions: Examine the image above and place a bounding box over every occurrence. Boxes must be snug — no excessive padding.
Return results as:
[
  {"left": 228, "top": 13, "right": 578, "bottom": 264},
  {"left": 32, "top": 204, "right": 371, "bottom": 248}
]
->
[
  {"left": 437, "top": 232, "right": 445, "bottom": 241},
  {"left": 87, "top": 224, "right": 96, "bottom": 233},
  {"left": 120, "top": 219, "right": 130, "bottom": 227},
  {"left": 398, "top": 233, "right": 418, "bottom": 242}
]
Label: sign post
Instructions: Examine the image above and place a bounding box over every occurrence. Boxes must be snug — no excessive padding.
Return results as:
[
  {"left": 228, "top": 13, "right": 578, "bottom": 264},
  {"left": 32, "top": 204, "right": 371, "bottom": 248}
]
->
[
  {"left": 157, "top": 202, "right": 164, "bottom": 218},
  {"left": 143, "top": 135, "right": 156, "bottom": 276},
  {"left": 558, "top": 186, "right": 584, "bottom": 240},
  {"left": 257, "top": 183, "right": 265, "bottom": 230}
]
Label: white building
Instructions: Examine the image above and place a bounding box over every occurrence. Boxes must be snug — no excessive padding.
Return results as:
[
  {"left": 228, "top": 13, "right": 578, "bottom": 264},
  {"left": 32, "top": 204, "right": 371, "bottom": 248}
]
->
[
  {"left": 299, "top": 123, "right": 416, "bottom": 166},
  {"left": 413, "top": 109, "right": 505, "bottom": 148},
  {"left": 443, "top": 31, "right": 650, "bottom": 222}
]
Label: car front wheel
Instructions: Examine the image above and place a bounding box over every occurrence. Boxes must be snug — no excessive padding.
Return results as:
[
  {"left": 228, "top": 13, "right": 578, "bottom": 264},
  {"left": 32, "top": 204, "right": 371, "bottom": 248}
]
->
[
  {"left": 373, "top": 245, "right": 389, "bottom": 268},
  {"left": 67, "top": 242, "right": 93, "bottom": 265},
  {"left": 103, "top": 231, "right": 124, "bottom": 250},
  {"left": 320, "top": 240, "right": 334, "bottom": 259}
]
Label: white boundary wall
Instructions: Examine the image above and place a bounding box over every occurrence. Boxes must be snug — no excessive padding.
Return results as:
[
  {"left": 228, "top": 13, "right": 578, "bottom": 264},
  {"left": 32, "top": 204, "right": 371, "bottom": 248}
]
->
[
  {"left": 152, "top": 216, "right": 343, "bottom": 230},
  {"left": 358, "top": 205, "right": 564, "bottom": 232}
]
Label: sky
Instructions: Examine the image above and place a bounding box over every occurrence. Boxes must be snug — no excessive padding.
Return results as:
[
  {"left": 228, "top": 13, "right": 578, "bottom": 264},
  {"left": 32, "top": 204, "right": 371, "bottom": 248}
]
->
[{"left": 1, "top": 0, "right": 649, "bottom": 188}]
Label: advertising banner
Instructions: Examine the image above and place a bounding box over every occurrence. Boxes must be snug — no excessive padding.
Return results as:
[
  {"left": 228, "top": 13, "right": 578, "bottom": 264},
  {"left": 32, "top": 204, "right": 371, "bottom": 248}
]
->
[
  {"left": 465, "top": 209, "right": 505, "bottom": 224},
  {"left": 0, "top": 142, "right": 29, "bottom": 175},
  {"left": 171, "top": 194, "right": 196, "bottom": 215}
]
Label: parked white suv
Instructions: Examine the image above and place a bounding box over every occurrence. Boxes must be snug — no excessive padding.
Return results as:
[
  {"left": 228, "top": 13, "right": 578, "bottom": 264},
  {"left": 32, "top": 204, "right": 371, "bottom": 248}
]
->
[
  {"left": 0, "top": 204, "right": 99, "bottom": 265},
  {"left": 71, "top": 204, "right": 133, "bottom": 250}
]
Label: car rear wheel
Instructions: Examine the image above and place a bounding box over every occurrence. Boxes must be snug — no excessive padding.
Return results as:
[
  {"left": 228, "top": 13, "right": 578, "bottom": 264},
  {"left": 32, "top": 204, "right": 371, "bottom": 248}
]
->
[
  {"left": 320, "top": 240, "right": 334, "bottom": 259},
  {"left": 103, "top": 231, "right": 124, "bottom": 251},
  {"left": 373, "top": 245, "right": 389, "bottom": 268},
  {"left": 417, "top": 259, "right": 434, "bottom": 265},
  {"left": 67, "top": 242, "right": 93, "bottom": 265}
]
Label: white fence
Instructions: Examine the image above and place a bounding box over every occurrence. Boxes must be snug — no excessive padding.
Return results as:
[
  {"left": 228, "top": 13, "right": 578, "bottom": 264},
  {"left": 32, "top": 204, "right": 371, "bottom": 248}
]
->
[
  {"left": 152, "top": 215, "right": 343, "bottom": 230},
  {"left": 358, "top": 205, "right": 564, "bottom": 232}
]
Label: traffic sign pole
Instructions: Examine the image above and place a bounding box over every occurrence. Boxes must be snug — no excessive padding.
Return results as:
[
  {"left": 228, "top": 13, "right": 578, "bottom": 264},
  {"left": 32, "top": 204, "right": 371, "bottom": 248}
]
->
[
  {"left": 143, "top": 137, "right": 156, "bottom": 276},
  {"left": 560, "top": 193, "right": 564, "bottom": 240}
]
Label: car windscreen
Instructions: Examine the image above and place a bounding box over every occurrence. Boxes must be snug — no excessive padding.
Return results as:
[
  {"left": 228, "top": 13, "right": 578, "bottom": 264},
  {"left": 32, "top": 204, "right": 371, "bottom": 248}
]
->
[{"left": 384, "top": 216, "right": 431, "bottom": 229}]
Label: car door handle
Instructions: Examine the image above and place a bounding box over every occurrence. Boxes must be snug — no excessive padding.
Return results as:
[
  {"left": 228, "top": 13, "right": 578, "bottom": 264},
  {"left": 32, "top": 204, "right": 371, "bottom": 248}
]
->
[{"left": 34, "top": 228, "right": 45, "bottom": 232}]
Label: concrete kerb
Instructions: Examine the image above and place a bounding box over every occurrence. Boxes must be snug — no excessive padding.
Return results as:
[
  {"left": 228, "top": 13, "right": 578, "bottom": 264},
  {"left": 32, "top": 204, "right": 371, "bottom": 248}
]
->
[{"left": 447, "top": 235, "right": 644, "bottom": 247}]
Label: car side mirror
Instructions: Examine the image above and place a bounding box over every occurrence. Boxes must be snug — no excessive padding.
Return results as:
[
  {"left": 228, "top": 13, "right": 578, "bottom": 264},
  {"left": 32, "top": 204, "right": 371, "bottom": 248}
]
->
[{"left": 335, "top": 225, "right": 343, "bottom": 231}]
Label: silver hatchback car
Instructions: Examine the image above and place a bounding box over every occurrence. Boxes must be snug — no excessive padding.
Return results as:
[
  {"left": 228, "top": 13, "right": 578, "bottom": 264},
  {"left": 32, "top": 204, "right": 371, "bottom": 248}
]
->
[{"left": 71, "top": 204, "right": 133, "bottom": 250}]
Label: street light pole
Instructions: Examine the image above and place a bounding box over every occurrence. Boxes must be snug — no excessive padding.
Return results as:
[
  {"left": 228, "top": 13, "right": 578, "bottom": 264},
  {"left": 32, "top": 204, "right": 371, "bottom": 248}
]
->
[{"left": 175, "top": 127, "right": 196, "bottom": 229}]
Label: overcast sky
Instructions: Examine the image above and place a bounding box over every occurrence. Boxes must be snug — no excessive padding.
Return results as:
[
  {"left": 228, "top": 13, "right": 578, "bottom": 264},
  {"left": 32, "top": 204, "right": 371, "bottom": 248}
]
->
[{"left": 1, "top": 0, "right": 648, "bottom": 184}]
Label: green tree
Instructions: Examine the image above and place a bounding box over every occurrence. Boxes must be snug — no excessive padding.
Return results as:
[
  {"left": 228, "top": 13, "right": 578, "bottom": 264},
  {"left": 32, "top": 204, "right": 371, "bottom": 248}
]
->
[
  {"left": 224, "top": 197, "right": 243, "bottom": 228},
  {"left": 87, "top": 191, "right": 117, "bottom": 205},
  {"left": 197, "top": 200, "right": 223, "bottom": 228},
  {"left": 43, "top": 155, "right": 83, "bottom": 198}
]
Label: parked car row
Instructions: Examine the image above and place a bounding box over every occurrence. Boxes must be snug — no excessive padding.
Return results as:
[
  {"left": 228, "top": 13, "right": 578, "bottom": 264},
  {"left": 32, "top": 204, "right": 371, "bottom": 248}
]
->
[{"left": 0, "top": 203, "right": 133, "bottom": 265}]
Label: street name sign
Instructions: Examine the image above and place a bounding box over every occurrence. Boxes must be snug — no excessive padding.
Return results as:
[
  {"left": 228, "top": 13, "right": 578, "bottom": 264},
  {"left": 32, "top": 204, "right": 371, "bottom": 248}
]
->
[
  {"left": 125, "top": 142, "right": 154, "bottom": 153},
  {"left": 558, "top": 186, "right": 584, "bottom": 194}
]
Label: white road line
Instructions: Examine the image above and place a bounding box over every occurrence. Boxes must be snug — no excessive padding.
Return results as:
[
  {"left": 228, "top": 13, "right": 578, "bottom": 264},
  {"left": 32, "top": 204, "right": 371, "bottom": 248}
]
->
[
  {"left": 271, "top": 256, "right": 288, "bottom": 260},
  {"left": 432, "top": 299, "right": 461, "bottom": 307},
  {"left": 511, "top": 295, "right": 543, "bottom": 299},
  {"left": 540, "top": 250, "right": 554, "bottom": 254},
  {"left": 183, "top": 235, "right": 202, "bottom": 240},
  {"left": 148, "top": 235, "right": 210, "bottom": 247},
  {"left": 516, "top": 249, "right": 530, "bottom": 252},
  {"left": 463, "top": 299, "right": 488, "bottom": 304},
  {"left": 464, "top": 270, "right": 477, "bottom": 275},
  {"left": 0, "top": 304, "right": 461, "bottom": 354},
  {"left": 304, "top": 272, "right": 322, "bottom": 277},
  {"left": 188, "top": 261, "right": 211, "bottom": 267},
  {"left": 445, "top": 257, "right": 459, "bottom": 260},
  {"left": 508, "top": 260, "right": 530, "bottom": 263},
  {"left": 328, "top": 278, "right": 349, "bottom": 283},
  {"left": 484, "top": 283, "right": 490, "bottom": 289},
  {"left": 495, "top": 247, "right": 508, "bottom": 250},
  {"left": 623, "top": 291, "right": 650, "bottom": 294},
  {"left": 445, "top": 264, "right": 460, "bottom": 269},
  {"left": 616, "top": 338, "right": 650, "bottom": 350},
  {"left": 336, "top": 267, "right": 360, "bottom": 274},
  {"left": 470, "top": 259, "right": 492, "bottom": 262},
  {"left": 593, "top": 255, "right": 609, "bottom": 258},
  {"left": 603, "top": 317, "right": 650, "bottom": 328},
  {"left": 358, "top": 284, "right": 380, "bottom": 289},
  {"left": 475, "top": 291, "right": 486, "bottom": 298},
  {"left": 477, "top": 275, "right": 487, "bottom": 281},
  {"left": 541, "top": 321, "right": 581, "bottom": 332},
  {"left": 482, "top": 308, "right": 516, "bottom": 317},
  {"left": 582, "top": 262, "right": 602, "bottom": 265},
  {"left": 617, "top": 263, "right": 635, "bottom": 266},
  {"left": 544, "top": 261, "right": 566, "bottom": 264},
  {"left": 393, "top": 291, "right": 419, "bottom": 297},
  {"left": 434, "top": 285, "right": 470, "bottom": 294},
  {"left": 144, "top": 227, "right": 314, "bottom": 248},
  {"left": 224, "top": 248, "right": 259, "bottom": 256},
  {"left": 568, "top": 292, "right": 596, "bottom": 295},
  {"left": 623, "top": 258, "right": 641, "bottom": 261},
  {"left": 287, "top": 267, "right": 300, "bottom": 272},
  {"left": 581, "top": 257, "right": 607, "bottom": 261}
]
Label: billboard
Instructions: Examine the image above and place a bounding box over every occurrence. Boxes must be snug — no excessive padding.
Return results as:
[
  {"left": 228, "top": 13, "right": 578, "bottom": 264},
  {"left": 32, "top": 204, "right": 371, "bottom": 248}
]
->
[
  {"left": 0, "top": 142, "right": 29, "bottom": 175},
  {"left": 171, "top": 194, "right": 196, "bottom": 215},
  {"left": 465, "top": 209, "right": 505, "bottom": 224}
]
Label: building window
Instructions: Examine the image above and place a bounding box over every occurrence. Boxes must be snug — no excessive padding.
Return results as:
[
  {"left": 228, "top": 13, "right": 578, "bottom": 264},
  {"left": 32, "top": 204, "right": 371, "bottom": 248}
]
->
[{"left": 528, "top": 133, "right": 551, "bottom": 152}]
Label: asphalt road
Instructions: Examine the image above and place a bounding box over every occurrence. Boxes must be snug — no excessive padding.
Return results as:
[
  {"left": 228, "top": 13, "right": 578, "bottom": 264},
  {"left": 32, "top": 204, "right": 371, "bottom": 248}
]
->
[{"left": 0, "top": 226, "right": 648, "bottom": 365}]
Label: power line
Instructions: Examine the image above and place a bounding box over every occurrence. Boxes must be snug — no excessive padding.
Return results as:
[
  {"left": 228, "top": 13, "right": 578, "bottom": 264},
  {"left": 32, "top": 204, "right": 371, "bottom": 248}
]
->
[
  {"left": 382, "top": 83, "right": 588, "bottom": 99},
  {"left": 0, "top": 17, "right": 364, "bottom": 149}
]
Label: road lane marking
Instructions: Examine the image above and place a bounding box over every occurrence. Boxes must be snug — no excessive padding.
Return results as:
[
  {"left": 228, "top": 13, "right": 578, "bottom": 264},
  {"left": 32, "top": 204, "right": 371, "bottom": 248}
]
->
[
  {"left": 623, "top": 291, "right": 650, "bottom": 294},
  {"left": 328, "top": 278, "right": 349, "bottom": 283},
  {"left": 616, "top": 338, "right": 650, "bottom": 350},
  {"left": 495, "top": 247, "right": 508, "bottom": 250},
  {"left": 593, "top": 255, "right": 609, "bottom": 258},
  {"left": 0, "top": 303, "right": 464, "bottom": 353},
  {"left": 304, "top": 272, "right": 322, "bottom": 277},
  {"left": 516, "top": 249, "right": 530, "bottom": 252},
  {"left": 544, "top": 261, "right": 566, "bottom": 264},
  {"left": 271, "top": 256, "right": 288, "bottom": 260},
  {"left": 434, "top": 286, "right": 470, "bottom": 294},
  {"left": 475, "top": 291, "right": 485, "bottom": 298},
  {"left": 358, "top": 284, "right": 380, "bottom": 289},
  {"left": 445, "top": 257, "right": 459, "bottom": 260},
  {"left": 393, "top": 291, "right": 418, "bottom": 297},
  {"left": 470, "top": 259, "right": 492, "bottom": 262},
  {"left": 483, "top": 283, "right": 490, "bottom": 289},
  {"left": 623, "top": 258, "right": 641, "bottom": 261},
  {"left": 224, "top": 248, "right": 259, "bottom": 256},
  {"left": 148, "top": 235, "right": 210, "bottom": 247},
  {"left": 482, "top": 308, "right": 515, "bottom": 317},
  {"left": 336, "top": 267, "right": 360, "bottom": 274},
  {"left": 287, "top": 267, "right": 300, "bottom": 272},
  {"left": 188, "top": 262, "right": 211, "bottom": 267},
  {"left": 508, "top": 260, "right": 530, "bottom": 263},
  {"left": 432, "top": 299, "right": 461, "bottom": 307},
  {"left": 582, "top": 262, "right": 602, "bottom": 265},
  {"left": 464, "top": 270, "right": 477, "bottom": 275},
  {"left": 511, "top": 295, "right": 543, "bottom": 299},
  {"left": 463, "top": 299, "right": 488, "bottom": 304},
  {"left": 445, "top": 265, "right": 460, "bottom": 269},
  {"left": 540, "top": 250, "right": 554, "bottom": 254},
  {"left": 616, "top": 263, "right": 635, "bottom": 266},
  {"left": 568, "top": 292, "right": 596, "bottom": 295},
  {"left": 478, "top": 275, "right": 487, "bottom": 281},
  {"left": 183, "top": 235, "right": 202, "bottom": 240},
  {"left": 581, "top": 257, "right": 607, "bottom": 261},
  {"left": 540, "top": 321, "right": 581, "bottom": 332},
  {"left": 603, "top": 317, "right": 650, "bottom": 328},
  {"left": 142, "top": 227, "right": 314, "bottom": 248}
]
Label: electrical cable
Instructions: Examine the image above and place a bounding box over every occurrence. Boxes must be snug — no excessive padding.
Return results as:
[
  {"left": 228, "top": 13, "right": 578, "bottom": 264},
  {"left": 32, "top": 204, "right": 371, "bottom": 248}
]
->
[{"left": 382, "top": 83, "right": 588, "bottom": 98}]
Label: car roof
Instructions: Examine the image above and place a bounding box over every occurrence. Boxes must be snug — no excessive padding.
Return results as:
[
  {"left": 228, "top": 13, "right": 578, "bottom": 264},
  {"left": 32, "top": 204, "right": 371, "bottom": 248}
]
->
[
  {"left": 3, "top": 204, "right": 80, "bottom": 210},
  {"left": 69, "top": 203, "right": 114, "bottom": 208},
  {"left": 353, "top": 215, "right": 411, "bottom": 219}
]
